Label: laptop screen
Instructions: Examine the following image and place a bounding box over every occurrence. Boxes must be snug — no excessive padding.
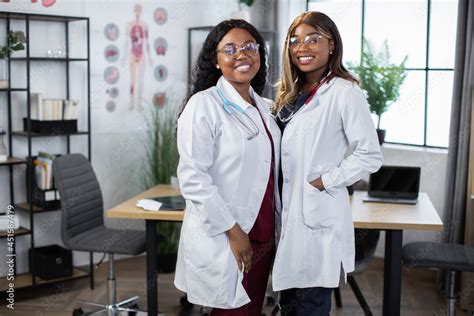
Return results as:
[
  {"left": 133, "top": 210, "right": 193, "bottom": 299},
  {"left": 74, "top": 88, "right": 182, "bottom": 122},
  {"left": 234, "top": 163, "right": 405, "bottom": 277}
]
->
[{"left": 368, "top": 166, "right": 421, "bottom": 199}]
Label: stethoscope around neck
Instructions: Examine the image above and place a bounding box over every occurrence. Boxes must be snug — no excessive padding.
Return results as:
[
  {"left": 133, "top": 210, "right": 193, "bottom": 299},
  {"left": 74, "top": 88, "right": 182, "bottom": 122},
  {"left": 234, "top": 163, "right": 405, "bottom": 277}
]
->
[
  {"left": 277, "top": 72, "right": 332, "bottom": 124},
  {"left": 216, "top": 87, "right": 260, "bottom": 140}
]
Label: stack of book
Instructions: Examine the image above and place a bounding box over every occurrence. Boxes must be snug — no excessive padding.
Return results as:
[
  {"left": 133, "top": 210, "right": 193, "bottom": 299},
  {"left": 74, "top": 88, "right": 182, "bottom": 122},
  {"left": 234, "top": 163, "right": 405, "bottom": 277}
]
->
[{"left": 30, "top": 93, "right": 78, "bottom": 121}]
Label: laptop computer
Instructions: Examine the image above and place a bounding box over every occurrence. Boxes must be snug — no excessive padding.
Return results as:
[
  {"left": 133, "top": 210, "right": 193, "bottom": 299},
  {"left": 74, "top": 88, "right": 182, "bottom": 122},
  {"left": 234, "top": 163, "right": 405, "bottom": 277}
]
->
[{"left": 363, "top": 166, "right": 421, "bottom": 205}]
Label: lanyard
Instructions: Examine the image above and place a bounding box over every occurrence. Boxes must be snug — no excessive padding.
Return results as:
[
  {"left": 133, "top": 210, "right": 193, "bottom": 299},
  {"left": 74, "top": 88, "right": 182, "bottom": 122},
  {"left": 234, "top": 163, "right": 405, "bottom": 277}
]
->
[{"left": 304, "top": 75, "right": 331, "bottom": 105}]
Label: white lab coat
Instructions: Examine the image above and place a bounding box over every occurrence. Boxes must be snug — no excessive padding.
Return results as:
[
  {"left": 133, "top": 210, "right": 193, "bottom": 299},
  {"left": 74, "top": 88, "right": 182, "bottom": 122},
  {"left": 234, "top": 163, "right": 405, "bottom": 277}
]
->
[
  {"left": 272, "top": 77, "right": 383, "bottom": 291},
  {"left": 174, "top": 76, "right": 282, "bottom": 308}
]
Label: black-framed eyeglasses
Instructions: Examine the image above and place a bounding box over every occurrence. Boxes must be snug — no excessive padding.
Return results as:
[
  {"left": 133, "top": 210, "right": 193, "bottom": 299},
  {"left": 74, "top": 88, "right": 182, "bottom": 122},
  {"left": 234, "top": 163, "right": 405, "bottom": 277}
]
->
[
  {"left": 288, "top": 34, "right": 327, "bottom": 51},
  {"left": 217, "top": 42, "right": 260, "bottom": 58}
]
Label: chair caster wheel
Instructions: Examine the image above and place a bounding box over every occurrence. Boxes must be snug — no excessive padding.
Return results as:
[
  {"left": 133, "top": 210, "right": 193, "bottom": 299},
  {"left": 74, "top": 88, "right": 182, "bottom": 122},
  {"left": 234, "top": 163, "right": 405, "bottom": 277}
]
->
[
  {"left": 127, "top": 303, "right": 139, "bottom": 316},
  {"left": 72, "top": 307, "right": 85, "bottom": 316}
]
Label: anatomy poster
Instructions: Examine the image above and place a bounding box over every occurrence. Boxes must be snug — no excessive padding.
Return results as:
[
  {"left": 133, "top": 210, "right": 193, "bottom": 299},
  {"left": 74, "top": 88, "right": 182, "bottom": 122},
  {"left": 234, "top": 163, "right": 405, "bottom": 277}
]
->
[{"left": 89, "top": 0, "right": 230, "bottom": 133}]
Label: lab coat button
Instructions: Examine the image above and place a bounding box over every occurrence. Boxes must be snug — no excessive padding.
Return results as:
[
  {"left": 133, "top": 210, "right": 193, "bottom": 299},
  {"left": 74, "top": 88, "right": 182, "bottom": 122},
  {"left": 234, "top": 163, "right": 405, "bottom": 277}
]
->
[
  {"left": 283, "top": 207, "right": 288, "bottom": 212},
  {"left": 283, "top": 151, "right": 289, "bottom": 156},
  {"left": 284, "top": 178, "right": 289, "bottom": 183},
  {"left": 317, "top": 165, "right": 323, "bottom": 171}
]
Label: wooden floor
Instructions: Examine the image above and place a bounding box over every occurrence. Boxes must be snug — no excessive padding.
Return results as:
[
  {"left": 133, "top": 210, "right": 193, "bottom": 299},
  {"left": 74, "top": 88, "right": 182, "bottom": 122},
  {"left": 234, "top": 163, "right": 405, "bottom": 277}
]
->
[{"left": 0, "top": 256, "right": 470, "bottom": 316}]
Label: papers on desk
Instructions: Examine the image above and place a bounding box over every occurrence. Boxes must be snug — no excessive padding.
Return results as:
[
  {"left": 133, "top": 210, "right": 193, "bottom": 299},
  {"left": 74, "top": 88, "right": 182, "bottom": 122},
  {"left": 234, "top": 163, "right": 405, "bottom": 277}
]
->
[{"left": 136, "top": 199, "right": 162, "bottom": 211}]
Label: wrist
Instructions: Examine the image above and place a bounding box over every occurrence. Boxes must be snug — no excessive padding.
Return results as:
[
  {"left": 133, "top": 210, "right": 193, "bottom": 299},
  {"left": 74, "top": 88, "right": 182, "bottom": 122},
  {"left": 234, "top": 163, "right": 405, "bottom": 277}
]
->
[{"left": 226, "top": 223, "right": 241, "bottom": 237}]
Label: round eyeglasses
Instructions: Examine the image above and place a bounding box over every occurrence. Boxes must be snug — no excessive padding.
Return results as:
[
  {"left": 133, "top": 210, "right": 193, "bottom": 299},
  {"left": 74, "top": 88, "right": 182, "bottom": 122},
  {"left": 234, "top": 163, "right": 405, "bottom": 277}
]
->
[
  {"left": 288, "top": 34, "right": 327, "bottom": 51},
  {"left": 217, "top": 42, "right": 260, "bottom": 58}
]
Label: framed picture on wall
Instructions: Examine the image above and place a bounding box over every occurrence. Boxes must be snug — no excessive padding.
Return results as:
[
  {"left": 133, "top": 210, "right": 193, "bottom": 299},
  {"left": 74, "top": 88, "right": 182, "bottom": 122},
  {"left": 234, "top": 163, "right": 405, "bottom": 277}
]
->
[{"left": 187, "top": 26, "right": 278, "bottom": 99}]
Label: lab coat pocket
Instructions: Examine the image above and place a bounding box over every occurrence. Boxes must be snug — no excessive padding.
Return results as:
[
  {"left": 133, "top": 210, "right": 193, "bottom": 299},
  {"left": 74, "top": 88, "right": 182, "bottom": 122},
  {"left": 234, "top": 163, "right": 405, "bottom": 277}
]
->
[
  {"left": 183, "top": 211, "right": 224, "bottom": 271},
  {"left": 302, "top": 180, "right": 337, "bottom": 229}
]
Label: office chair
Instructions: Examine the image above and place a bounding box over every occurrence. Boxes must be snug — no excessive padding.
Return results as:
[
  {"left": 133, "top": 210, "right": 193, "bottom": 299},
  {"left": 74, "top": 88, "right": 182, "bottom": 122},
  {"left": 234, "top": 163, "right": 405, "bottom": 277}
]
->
[
  {"left": 334, "top": 228, "right": 380, "bottom": 316},
  {"left": 403, "top": 242, "right": 474, "bottom": 316},
  {"left": 53, "top": 153, "right": 146, "bottom": 315}
]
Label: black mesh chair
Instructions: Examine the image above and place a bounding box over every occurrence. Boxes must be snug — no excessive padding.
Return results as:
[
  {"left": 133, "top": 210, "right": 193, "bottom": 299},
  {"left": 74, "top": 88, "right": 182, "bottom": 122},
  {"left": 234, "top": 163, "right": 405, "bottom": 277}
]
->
[
  {"left": 334, "top": 228, "right": 380, "bottom": 316},
  {"left": 403, "top": 242, "right": 474, "bottom": 316},
  {"left": 53, "top": 153, "right": 146, "bottom": 315}
]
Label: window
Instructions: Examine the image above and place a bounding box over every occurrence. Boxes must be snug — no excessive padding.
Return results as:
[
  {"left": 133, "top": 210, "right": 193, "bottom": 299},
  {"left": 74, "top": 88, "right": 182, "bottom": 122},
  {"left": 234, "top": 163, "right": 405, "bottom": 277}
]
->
[{"left": 307, "top": 0, "right": 458, "bottom": 148}]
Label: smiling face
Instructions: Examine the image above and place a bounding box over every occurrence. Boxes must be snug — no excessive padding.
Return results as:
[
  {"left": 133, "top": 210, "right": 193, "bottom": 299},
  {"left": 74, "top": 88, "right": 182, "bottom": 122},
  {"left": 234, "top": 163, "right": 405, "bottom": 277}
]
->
[
  {"left": 289, "top": 23, "right": 334, "bottom": 83},
  {"left": 216, "top": 28, "right": 261, "bottom": 88}
]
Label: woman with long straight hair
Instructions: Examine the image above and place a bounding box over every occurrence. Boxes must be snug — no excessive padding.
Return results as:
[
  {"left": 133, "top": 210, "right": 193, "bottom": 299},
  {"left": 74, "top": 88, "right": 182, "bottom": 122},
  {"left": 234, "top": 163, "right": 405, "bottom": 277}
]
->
[{"left": 272, "top": 12, "right": 383, "bottom": 315}]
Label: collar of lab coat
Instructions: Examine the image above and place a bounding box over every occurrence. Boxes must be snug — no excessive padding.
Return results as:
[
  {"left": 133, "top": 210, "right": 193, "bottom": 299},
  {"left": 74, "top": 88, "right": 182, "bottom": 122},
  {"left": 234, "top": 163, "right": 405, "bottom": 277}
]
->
[
  {"left": 313, "top": 75, "right": 337, "bottom": 97},
  {"left": 216, "top": 76, "right": 271, "bottom": 124},
  {"left": 285, "top": 75, "right": 339, "bottom": 122}
]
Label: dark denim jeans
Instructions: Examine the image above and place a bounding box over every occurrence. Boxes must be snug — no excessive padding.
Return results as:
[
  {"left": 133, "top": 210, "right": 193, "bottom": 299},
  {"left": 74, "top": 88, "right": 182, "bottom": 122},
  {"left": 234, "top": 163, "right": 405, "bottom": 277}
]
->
[{"left": 279, "top": 287, "right": 333, "bottom": 316}]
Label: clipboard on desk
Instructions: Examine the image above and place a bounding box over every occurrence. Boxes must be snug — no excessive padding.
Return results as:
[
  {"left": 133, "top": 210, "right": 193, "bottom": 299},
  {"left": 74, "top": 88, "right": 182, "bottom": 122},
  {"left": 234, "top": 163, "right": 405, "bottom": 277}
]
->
[{"left": 152, "top": 195, "right": 185, "bottom": 210}]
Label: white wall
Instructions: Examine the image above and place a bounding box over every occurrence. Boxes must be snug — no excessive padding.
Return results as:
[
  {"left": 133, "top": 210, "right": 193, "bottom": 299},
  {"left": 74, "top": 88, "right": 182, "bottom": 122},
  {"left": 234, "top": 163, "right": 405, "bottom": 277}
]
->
[{"left": 0, "top": 0, "right": 255, "bottom": 277}]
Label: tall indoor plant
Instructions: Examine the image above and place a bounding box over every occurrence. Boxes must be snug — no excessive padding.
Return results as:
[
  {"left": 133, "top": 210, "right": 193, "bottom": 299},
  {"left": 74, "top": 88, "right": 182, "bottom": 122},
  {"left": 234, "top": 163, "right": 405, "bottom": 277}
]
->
[
  {"left": 350, "top": 39, "right": 407, "bottom": 144},
  {"left": 0, "top": 30, "right": 26, "bottom": 88},
  {"left": 142, "top": 103, "right": 180, "bottom": 273}
]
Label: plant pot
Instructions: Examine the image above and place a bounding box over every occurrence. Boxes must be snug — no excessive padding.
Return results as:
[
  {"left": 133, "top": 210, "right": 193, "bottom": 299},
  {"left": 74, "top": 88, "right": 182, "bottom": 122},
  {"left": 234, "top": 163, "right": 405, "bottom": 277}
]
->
[
  {"left": 376, "top": 129, "right": 386, "bottom": 145},
  {"left": 230, "top": 2, "right": 265, "bottom": 29},
  {"left": 157, "top": 253, "right": 177, "bottom": 273},
  {"left": 0, "top": 59, "right": 8, "bottom": 89},
  {"left": 230, "top": 7, "right": 251, "bottom": 22}
]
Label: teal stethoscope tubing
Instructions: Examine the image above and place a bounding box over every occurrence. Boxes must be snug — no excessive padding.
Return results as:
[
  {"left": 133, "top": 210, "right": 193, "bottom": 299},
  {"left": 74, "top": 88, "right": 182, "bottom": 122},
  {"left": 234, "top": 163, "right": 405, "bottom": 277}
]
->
[{"left": 216, "top": 88, "right": 260, "bottom": 140}]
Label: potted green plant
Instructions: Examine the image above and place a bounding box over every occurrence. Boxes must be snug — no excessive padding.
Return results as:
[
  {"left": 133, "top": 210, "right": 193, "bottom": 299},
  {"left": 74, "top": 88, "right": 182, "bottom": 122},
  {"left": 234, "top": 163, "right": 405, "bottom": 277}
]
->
[
  {"left": 142, "top": 103, "right": 180, "bottom": 273},
  {"left": 0, "top": 30, "right": 26, "bottom": 89},
  {"left": 350, "top": 39, "right": 407, "bottom": 144}
]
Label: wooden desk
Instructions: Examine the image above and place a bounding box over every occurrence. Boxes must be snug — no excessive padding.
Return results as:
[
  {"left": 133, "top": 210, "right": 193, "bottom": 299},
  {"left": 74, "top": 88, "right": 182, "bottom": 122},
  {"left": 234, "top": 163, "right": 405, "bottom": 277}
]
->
[
  {"left": 351, "top": 191, "right": 443, "bottom": 316},
  {"left": 107, "top": 186, "right": 443, "bottom": 316},
  {"left": 107, "top": 185, "right": 183, "bottom": 221},
  {"left": 107, "top": 185, "right": 183, "bottom": 316}
]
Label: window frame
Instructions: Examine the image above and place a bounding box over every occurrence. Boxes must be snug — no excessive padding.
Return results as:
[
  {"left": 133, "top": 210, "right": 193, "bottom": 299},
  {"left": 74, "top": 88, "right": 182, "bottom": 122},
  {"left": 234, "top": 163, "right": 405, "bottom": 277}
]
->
[{"left": 305, "top": 0, "right": 456, "bottom": 149}]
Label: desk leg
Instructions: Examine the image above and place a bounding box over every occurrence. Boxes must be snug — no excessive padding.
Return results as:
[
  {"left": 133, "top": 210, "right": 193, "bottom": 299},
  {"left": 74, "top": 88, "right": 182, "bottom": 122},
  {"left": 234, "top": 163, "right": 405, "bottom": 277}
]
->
[
  {"left": 146, "top": 220, "right": 158, "bottom": 316},
  {"left": 383, "top": 230, "right": 403, "bottom": 316}
]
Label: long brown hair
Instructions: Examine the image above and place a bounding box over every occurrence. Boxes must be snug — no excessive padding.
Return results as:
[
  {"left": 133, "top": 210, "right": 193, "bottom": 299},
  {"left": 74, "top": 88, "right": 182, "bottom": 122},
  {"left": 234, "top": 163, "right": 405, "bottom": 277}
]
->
[{"left": 274, "top": 11, "right": 358, "bottom": 111}]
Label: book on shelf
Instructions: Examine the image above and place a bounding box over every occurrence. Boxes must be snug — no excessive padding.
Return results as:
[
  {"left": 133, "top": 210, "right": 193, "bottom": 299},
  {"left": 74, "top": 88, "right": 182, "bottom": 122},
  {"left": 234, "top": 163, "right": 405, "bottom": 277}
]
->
[
  {"left": 34, "top": 152, "right": 57, "bottom": 190},
  {"left": 30, "top": 93, "right": 43, "bottom": 120},
  {"left": 63, "top": 100, "right": 78, "bottom": 120},
  {"left": 30, "top": 97, "right": 79, "bottom": 121}
]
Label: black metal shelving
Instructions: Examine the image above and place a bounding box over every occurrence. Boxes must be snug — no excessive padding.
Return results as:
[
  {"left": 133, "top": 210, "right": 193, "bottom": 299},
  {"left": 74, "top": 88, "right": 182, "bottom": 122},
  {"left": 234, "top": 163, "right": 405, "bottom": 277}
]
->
[{"left": 0, "top": 11, "right": 93, "bottom": 292}]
